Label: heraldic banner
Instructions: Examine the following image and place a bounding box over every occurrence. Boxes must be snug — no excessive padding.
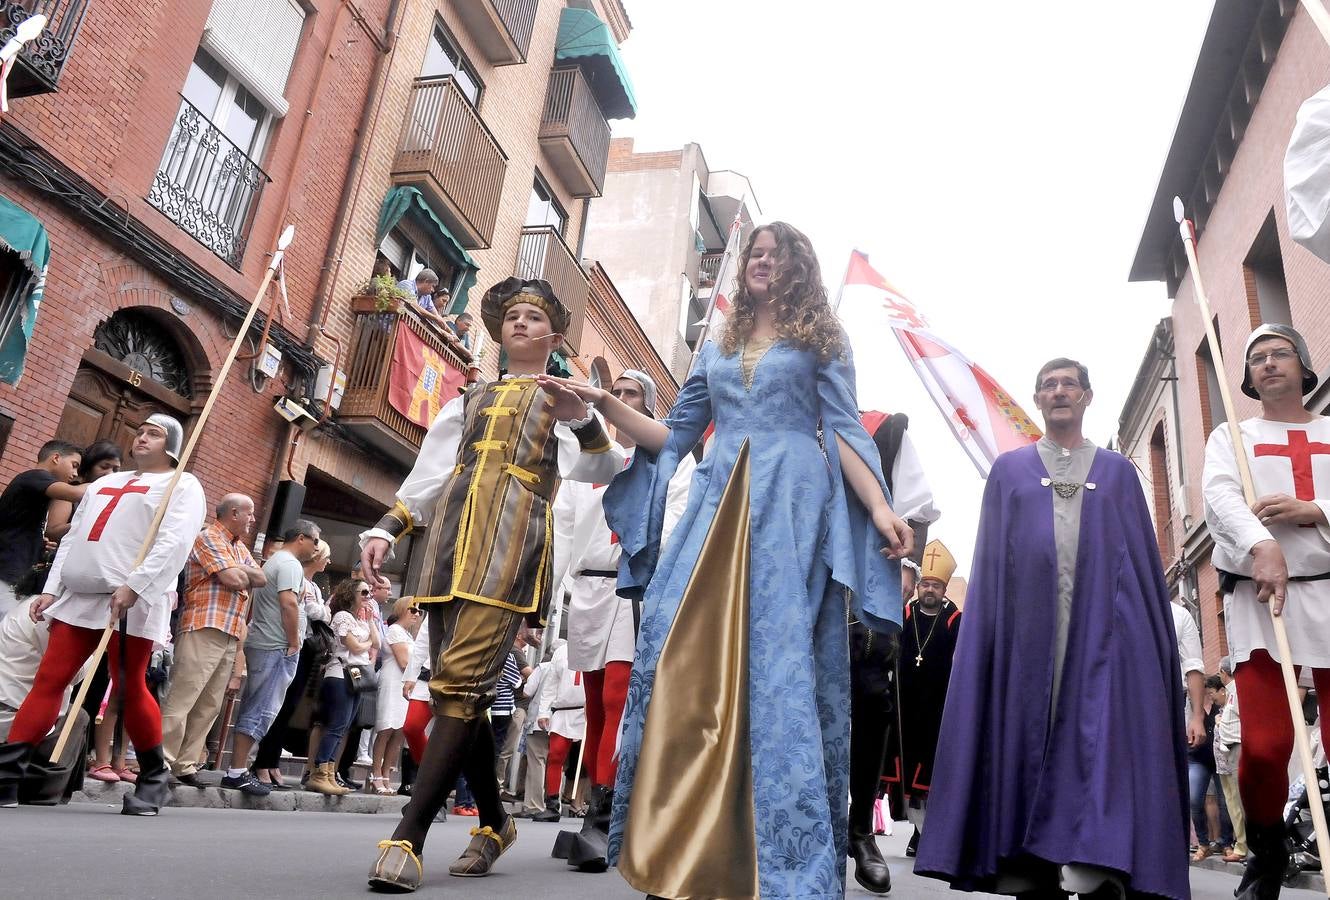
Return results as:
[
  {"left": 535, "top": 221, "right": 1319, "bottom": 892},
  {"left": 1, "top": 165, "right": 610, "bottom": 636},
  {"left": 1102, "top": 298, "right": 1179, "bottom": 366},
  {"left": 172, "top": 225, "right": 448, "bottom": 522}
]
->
[{"left": 387, "top": 324, "right": 467, "bottom": 428}]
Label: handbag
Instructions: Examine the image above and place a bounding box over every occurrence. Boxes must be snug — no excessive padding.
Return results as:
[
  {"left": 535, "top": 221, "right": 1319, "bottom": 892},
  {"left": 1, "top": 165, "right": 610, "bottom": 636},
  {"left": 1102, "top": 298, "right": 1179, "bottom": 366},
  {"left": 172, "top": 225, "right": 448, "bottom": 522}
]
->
[{"left": 345, "top": 662, "right": 379, "bottom": 694}]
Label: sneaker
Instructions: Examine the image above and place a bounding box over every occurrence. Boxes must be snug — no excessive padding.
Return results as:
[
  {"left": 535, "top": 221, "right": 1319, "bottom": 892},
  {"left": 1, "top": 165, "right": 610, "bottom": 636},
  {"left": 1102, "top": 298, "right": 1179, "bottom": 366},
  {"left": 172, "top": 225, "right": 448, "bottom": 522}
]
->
[
  {"left": 220, "top": 771, "right": 272, "bottom": 796},
  {"left": 453, "top": 805, "right": 479, "bottom": 816},
  {"left": 337, "top": 773, "right": 363, "bottom": 791}
]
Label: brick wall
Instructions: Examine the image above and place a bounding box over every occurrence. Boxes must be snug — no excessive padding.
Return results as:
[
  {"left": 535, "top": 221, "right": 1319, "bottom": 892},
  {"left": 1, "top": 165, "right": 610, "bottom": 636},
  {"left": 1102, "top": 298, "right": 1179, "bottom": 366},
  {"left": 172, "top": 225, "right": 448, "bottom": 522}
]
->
[{"left": 0, "top": 0, "right": 388, "bottom": 522}]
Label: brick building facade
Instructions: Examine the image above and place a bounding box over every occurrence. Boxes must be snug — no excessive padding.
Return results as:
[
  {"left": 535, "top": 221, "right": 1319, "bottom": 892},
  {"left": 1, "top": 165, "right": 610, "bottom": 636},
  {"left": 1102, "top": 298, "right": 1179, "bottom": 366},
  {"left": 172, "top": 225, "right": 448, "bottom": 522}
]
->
[
  {"left": 1122, "top": 0, "right": 1330, "bottom": 668},
  {"left": 0, "top": 0, "right": 662, "bottom": 590}
]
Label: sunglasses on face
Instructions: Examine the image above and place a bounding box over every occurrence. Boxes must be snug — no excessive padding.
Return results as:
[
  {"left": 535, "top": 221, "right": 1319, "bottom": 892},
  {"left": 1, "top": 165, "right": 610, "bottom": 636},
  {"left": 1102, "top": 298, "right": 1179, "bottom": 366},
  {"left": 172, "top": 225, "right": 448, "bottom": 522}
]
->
[
  {"left": 358, "top": 589, "right": 371, "bottom": 597},
  {"left": 409, "top": 607, "right": 422, "bottom": 615}
]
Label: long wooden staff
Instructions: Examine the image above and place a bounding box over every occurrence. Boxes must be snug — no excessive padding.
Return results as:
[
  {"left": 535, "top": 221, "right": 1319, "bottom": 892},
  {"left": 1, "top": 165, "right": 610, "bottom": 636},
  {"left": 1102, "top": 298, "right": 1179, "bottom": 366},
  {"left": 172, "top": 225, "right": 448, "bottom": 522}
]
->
[
  {"left": 1300, "top": 0, "right": 1330, "bottom": 46},
  {"left": 51, "top": 225, "right": 296, "bottom": 760},
  {"left": 1173, "top": 198, "right": 1330, "bottom": 890}
]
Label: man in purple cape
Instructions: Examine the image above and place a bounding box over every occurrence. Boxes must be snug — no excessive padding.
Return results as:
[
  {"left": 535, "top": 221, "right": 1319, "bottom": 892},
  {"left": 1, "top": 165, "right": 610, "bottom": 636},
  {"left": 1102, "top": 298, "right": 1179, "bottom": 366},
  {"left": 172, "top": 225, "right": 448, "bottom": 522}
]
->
[{"left": 915, "top": 358, "right": 1190, "bottom": 899}]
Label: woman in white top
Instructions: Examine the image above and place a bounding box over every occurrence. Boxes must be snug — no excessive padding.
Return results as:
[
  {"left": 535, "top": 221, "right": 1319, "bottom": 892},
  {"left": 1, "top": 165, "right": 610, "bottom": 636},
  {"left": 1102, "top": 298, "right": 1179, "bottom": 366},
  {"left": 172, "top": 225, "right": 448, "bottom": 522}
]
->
[
  {"left": 369, "top": 596, "right": 423, "bottom": 794},
  {"left": 307, "top": 580, "right": 379, "bottom": 795}
]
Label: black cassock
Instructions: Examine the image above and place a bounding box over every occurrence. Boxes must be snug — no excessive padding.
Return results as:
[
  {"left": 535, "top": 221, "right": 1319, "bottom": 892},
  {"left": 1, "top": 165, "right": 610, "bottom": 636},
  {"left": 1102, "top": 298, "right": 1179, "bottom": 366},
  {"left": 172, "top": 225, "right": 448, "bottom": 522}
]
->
[{"left": 894, "top": 597, "right": 961, "bottom": 799}]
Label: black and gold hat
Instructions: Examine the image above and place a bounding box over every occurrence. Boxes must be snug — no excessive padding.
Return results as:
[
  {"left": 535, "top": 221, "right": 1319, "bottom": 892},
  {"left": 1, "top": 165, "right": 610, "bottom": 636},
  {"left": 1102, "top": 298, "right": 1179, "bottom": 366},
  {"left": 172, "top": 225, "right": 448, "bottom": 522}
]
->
[{"left": 480, "top": 277, "right": 569, "bottom": 342}]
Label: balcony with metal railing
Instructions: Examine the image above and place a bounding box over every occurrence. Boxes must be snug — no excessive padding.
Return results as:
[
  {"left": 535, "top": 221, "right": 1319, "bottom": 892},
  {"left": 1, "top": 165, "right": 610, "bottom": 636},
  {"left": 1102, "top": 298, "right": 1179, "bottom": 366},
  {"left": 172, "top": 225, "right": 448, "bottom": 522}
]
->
[
  {"left": 538, "top": 66, "right": 610, "bottom": 199},
  {"left": 148, "top": 97, "right": 271, "bottom": 269},
  {"left": 449, "top": 0, "right": 537, "bottom": 65},
  {"left": 339, "top": 302, "right": 473, "bottom": 465},
  {"left": 516, "top": 225, "right": 589, "bottom": 354},
  {"left": 393, "top": 76, "right": 507, "bottom": 249},
  {"left": 0, "top": 0, "right": 89, "bottom": 98}
]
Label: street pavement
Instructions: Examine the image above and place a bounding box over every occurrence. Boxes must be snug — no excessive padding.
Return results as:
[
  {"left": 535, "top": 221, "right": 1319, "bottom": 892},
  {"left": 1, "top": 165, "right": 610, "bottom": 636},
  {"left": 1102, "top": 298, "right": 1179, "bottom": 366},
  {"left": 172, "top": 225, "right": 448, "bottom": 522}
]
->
[{"left": 5, "top": 801, "right": 1325, "bottom": 899}]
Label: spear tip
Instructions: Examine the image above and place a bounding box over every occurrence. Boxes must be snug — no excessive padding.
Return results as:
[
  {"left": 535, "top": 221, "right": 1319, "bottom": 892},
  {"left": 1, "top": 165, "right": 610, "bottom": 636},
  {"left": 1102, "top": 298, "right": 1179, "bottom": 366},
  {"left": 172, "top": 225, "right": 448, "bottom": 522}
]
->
[
  {"left": 16, "top": 14, "right": 47, "bottom": 42},
  {"left": 1172, "top": 196, "right": 1186, "bottom": 224},
  {"left": 277, "top": 224, "right": 295, "bottom": 250}
]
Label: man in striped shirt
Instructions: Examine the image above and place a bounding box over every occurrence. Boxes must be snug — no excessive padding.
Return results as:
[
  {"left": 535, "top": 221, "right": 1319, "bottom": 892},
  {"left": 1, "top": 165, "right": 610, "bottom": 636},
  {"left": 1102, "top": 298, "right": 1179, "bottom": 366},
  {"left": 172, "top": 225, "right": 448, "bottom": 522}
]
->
[
  {"left": 491, "top": 639, "right": 526, "bottom": 773},
  {"left": 160, "top": 494, "right": 265, "bottom": 785}
]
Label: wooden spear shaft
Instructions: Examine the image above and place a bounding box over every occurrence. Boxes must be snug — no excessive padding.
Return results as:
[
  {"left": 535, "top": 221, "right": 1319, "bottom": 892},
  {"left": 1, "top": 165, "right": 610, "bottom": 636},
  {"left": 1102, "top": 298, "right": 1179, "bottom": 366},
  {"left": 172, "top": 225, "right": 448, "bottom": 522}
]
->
[
  {"left": 1300, "top": 0, "right": 1330, "bottom": 46},
  {"left": 1173, "top": 199, "right": 1330, "bottom": 893},
  {"left": 51, "top": 225, "right": 296, "bottom": 760}
]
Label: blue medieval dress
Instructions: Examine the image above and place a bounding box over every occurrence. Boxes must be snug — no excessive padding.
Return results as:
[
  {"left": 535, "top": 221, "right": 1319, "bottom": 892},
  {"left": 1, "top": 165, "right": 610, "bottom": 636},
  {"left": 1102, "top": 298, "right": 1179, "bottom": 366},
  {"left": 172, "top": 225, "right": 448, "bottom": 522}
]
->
[
  {"left": 603, "top": 336, "right": 902, "bottom": 900},
  {"left": 914, "top": 443, "right": 1190, "bottom": 899}
]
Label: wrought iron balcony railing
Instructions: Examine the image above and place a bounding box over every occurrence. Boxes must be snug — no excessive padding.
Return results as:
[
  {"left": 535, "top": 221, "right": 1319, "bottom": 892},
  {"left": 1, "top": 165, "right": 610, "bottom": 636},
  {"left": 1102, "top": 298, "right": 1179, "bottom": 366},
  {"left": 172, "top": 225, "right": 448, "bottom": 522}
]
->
[
  {"left": 149, "top": 97, "right": 270, "bottom": 269},
  {"left": 0, "top": 0, "right": 89, "bottom": 98}
]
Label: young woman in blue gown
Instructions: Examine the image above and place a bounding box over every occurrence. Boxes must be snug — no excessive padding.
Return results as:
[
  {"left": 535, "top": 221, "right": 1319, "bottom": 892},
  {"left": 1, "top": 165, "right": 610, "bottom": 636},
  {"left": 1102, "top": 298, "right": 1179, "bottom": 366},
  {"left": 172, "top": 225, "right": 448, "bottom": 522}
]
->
[{"left": 538, "top": 222, "right": 911, "bottom": 899}]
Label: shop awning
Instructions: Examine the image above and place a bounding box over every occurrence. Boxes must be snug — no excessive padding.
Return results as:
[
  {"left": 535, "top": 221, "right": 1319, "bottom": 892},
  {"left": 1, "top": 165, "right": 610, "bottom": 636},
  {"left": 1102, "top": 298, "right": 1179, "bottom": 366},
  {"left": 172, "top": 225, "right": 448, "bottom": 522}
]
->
[
  {"left": 376, "top": 187, "right": 478, "bottom": 314},
  {"left": 554, "top": 7, "right": 638, "bottom": 120},
  {"left": 0, "top": 196, "right": 50, "bottom": 386}
]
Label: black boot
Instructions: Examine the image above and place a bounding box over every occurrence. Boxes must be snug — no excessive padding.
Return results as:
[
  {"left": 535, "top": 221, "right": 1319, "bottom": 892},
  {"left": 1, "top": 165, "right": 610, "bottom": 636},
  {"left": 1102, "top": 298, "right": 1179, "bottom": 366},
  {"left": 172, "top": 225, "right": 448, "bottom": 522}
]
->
[
  {"left": 122, "top": 745, "right": 171, "bottom": 816},
  {"left": 532, "top": 794, "right": 561, "bottom": 823},
  {"left": 1236, "top": 820, "right": 1291, "bottom": 900},
  {"left": 849, "top": 825, "right": 892, "bottom": 894},
  {"left": 0, "top": 742, "right": 36, "bottom": 808},
  {"left": 906, "top": 827, "right": 920, "bottom": 857},
  {"left": 567, "top": 784, "right": 613, "bottom": 872}
]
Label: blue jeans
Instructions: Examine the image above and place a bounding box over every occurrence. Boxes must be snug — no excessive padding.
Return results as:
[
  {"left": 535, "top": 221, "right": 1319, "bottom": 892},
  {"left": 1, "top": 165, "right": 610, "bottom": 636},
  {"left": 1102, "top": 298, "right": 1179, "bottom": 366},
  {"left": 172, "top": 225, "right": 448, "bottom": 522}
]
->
[
  {"left": 1189, "top": 760, "right": 1234, "bottom": 847},
  {"left": 233, "top": 647, "right": 300, "bottom": 742},
  {"left": 315, "top": 673, "right": 361, "bottom": 764}
]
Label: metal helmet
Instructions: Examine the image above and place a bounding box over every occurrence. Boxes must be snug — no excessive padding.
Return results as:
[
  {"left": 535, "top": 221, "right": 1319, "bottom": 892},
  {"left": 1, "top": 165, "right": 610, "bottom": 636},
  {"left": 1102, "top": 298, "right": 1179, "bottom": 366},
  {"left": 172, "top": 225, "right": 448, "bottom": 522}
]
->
[
  {"left": 1241, "top": 323, "right": 1319, "bottom": 399},
  {"left": 143, "top": 413, "right": 184, "bottom": 462}
]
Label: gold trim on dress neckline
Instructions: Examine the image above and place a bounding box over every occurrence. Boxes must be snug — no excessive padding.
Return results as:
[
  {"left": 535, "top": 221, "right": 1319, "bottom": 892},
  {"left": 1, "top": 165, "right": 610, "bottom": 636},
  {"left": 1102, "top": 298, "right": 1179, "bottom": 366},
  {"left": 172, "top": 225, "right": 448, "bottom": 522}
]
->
[{"left": 739, "top": 337, "right": 777, "bottom": 392}]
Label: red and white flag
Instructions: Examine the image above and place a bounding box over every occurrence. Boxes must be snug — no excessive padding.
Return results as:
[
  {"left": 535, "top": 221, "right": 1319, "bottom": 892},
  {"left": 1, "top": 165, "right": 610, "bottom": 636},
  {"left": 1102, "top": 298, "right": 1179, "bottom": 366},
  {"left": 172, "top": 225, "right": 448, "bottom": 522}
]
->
[{"left": 839, "top": 251, "right": 1041, "bottom": 477}]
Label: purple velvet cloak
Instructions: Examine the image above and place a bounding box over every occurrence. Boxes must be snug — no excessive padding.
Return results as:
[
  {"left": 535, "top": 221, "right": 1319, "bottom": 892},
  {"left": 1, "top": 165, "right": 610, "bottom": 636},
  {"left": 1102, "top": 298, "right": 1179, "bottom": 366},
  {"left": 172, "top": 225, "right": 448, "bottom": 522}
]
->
[{"left": 915, "top": 445, "right": 1191, "bottom": 900}]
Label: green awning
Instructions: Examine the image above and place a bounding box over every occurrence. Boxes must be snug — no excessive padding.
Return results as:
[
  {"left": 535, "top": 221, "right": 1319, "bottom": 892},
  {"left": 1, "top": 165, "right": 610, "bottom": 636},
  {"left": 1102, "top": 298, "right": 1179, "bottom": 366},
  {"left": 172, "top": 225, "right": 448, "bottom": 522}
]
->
[
  {"left": 0, "top": 195, "right": 50, "bottom": 386},
  {"left": 554, "top": 7, "right": 638, "bottom": 120},
  {"left": 376, "top": 186, "right": 478, "bottom": 315}
]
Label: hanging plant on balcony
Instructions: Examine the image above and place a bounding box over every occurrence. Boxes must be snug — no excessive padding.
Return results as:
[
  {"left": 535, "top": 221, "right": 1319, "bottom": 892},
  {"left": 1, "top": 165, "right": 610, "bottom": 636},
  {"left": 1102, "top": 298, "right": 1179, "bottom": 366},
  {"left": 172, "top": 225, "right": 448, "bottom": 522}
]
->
[{"left": 362, "top": 274, "right": 413, "bottom": 313}]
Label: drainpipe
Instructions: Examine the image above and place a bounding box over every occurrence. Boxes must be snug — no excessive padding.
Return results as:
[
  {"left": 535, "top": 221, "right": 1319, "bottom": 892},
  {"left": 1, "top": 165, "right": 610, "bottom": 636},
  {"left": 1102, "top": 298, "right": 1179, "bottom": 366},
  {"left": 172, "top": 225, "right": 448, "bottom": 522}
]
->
[{"left": 258, "top": 0, "right": 406, "bottom": 537}]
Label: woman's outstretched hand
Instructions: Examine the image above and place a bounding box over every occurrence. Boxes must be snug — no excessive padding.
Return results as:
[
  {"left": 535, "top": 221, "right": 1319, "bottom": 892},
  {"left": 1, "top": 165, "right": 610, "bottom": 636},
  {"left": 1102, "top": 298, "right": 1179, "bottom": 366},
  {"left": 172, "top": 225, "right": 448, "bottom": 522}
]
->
[
  {"left": 535, "top": 375, "right": 606, "bottom": 422},
  {"left": 872, "top": 506, "right": 913, "bottom": 560}
]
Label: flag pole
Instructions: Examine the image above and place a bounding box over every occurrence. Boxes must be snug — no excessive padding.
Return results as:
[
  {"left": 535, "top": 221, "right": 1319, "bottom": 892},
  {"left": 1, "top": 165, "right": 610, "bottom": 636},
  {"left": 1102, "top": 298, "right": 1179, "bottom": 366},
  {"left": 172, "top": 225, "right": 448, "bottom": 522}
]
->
[
  {"left": 831, "top": 250, "right": 857, "bottom": 313},
  {"left": 1299, "top": 0, "right": 1330, "bottom": 45},
  {"left": 1173, "top": 197, "right": 1330, "bottom": 893},
  {"left": 51, "top": 225, "right": 296, "bottom": 760}
]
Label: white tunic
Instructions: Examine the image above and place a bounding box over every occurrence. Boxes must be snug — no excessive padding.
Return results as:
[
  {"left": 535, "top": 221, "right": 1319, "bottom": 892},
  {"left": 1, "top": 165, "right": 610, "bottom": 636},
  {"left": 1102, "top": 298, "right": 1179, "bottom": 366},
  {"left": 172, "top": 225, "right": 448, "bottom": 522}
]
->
[
  {"left": 538, "top": 642, "right": 585, "bottom": 741},
  {"left": 42, "top": 469, "right": 206, "bottom": 643},
  {"left": 1204, "top": 416, "right": 1330, "bottom": 667},
  {"left": 1172, "top": 602, "right": 1204, "bottom": 680},
  {"left": 564, "top": 450, "right": 696, "bottom": 672}
]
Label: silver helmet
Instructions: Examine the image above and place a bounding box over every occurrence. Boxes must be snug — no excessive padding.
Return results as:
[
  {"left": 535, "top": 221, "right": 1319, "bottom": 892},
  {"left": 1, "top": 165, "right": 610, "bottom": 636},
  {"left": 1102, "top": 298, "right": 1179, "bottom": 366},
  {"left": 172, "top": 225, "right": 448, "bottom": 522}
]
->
[
  {"left": 1241, "top": 324, "right": 1319, "bottom": 400},
  {"left": 143, "top": 413, "right": 184, "bottom": 462}
]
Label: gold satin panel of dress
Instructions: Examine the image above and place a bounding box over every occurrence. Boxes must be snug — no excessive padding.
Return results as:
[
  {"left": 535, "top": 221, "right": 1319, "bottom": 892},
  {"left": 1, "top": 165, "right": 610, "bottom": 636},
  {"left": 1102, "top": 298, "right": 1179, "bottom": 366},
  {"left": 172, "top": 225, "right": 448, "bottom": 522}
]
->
[{"left": 619, "top": 442, "right": 760, "bottom": 899}]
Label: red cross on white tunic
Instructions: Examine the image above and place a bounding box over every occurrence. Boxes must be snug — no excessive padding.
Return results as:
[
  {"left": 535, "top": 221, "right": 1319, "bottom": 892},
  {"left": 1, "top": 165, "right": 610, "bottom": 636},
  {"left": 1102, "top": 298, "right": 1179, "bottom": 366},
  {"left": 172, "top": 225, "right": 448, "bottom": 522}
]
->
[
  {"left": 1255, "top": 430, "right": 1330, "bottom": 502},
  {"left": 87, "top": 478, "right": 150, "bottom": 541}
]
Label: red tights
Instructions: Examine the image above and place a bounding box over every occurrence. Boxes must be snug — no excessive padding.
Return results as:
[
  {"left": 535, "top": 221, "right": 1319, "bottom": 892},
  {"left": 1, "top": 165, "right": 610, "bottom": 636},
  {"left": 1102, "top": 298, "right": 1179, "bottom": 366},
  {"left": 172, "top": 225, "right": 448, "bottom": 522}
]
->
[
  {"left": 402, "top": 698, "right": 432, "bottom": 764},
  {"left": 546, "top": 733, "right": 576, "bottom": 798},
  {"left": 10, "top": 620, "right": 160, "bottom": 748},
  {"left": 1235, "top": 650, "right": 1330, "bottom": 825},
  {"left": 582, "top": 661, "right": 630, "bottom": 787}
]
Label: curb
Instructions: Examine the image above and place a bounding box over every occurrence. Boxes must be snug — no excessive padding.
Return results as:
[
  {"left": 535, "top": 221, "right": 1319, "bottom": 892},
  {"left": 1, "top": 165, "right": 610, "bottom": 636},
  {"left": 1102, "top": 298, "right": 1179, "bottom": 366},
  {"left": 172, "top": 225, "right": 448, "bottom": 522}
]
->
[
  {"left": 1189, "top": 854, "right": 1325, "bottom": 893},
  {"left": 74, "top": 779, "right": 410, "bottom": 815}
]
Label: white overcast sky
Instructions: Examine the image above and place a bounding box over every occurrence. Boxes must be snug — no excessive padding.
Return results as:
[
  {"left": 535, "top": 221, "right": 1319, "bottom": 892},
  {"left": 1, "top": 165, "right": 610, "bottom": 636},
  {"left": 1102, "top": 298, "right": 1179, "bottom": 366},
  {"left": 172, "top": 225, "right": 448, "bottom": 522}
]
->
[{"left": 613, "top": 1, "right": 1219, "bottom": 577}]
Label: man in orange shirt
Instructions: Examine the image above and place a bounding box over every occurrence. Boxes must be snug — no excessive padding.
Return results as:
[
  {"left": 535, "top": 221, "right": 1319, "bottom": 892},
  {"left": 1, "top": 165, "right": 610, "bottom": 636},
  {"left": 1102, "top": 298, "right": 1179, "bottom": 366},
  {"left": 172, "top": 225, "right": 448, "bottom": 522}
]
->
[{"left": 159, "top": 494, "right": 266, "bottom": 785}]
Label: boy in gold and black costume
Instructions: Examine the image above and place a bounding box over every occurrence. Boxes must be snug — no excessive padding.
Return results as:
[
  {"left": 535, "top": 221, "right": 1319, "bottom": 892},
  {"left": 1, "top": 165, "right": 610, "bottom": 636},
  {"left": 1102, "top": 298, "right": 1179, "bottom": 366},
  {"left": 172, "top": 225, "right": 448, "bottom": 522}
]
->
[{"left": 362, "top": 278, "right": 625, "bottom": 892}]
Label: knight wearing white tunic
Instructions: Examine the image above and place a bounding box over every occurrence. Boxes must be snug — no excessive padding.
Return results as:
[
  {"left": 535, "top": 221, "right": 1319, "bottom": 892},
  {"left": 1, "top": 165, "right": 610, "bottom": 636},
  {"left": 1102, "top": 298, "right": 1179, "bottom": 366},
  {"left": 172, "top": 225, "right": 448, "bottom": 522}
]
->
[
  {"left": 1203, "top": 323, "right": 1330, "bottom": 900},
  {"left": 0, "top": 414, "right": 205, "bottom": 817}
]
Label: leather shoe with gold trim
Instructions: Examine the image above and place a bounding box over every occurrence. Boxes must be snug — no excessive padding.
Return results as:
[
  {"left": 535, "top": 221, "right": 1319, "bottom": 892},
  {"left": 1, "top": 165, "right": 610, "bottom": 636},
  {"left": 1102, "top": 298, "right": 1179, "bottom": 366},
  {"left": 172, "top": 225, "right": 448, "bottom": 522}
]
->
[
  {"left": 368, "top": 839, "right": 423, "bottom": 893},
  {"left": 448, "top": 815, "right": 517, "bottom": 877}
]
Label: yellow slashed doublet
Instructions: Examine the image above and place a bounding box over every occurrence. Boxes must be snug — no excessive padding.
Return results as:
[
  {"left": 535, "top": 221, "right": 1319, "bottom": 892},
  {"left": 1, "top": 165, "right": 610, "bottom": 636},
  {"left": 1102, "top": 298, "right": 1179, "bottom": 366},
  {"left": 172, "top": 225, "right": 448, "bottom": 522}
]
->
[{"left": 422, "top": 378, "right": 563, "bottom": 622}]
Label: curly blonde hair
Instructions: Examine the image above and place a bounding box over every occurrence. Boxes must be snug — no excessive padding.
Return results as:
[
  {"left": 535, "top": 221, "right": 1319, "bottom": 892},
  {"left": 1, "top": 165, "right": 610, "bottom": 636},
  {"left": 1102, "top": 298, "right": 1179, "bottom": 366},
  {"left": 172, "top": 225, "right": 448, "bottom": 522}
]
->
[{"left": 718, "top": 221, "right": 845, "bottom": 363}]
